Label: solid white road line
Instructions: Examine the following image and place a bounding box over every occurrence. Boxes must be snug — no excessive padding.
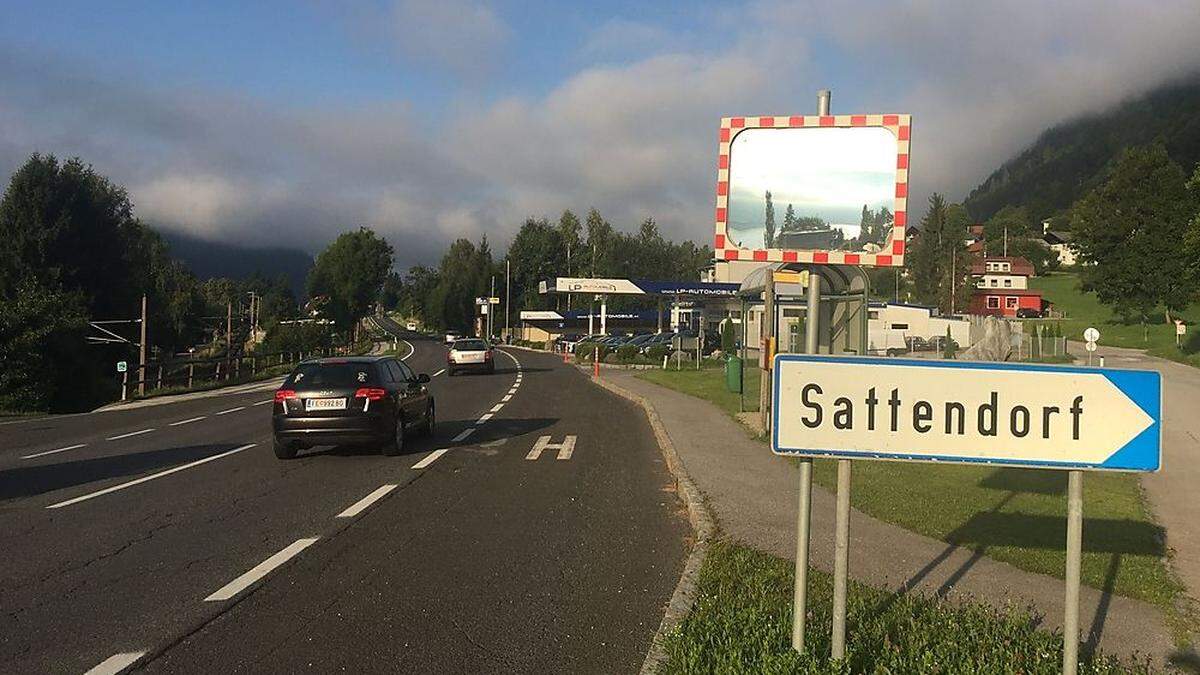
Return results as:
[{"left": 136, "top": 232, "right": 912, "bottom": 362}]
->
[
  {"left": 169, "top": 416, "right": 206, "bottom": 427},
  {"left": 336, "top": 484, "right": 398, "bottom": 518},
  {"left": 253, "top": 399, "right": 273, "bottom": 406},
  {"left": 106, "top": 428, "right": 154, "bottom": 441},
  {"left": 400, "top": 340, "right": 415, "bottom": 361},
  {"left": 411, "top": 449, "right": 449, "bottom": 470},
  {"left": 46, "top": 443, "right": 257, "bottom": 510},
  {"left": 451, "top": 428, "right": 474, "bottom": 443},
  {"left": 214, "top": 406, "right": 245, "bottom": 415},
  {"left": 204, "top": 537, "right": 319, "bottom": 602},
  {"left": 489, "top": 404, "right": 503, "bottom": 413},
  {"left": 21, "top": 443, "right": 86, "bottom": 460},
  {"left": 432, "top": 368, "right": 446, "bottom": 377},
  {"left": 476, "top": 413, "right": 493, "bottom": 424},
  {"left": 85, "top": 651, "right": 146, "bottom": 675}
]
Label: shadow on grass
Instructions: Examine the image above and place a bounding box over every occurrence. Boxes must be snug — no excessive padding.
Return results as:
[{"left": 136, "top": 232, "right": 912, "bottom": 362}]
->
[
  {"left": 946, "top": 512, "right": 1164, "bottom": 556},
  {"left": 977, "top": 467, "right": 1067, "bottom": 495},
  {"left": 883, "top": 467, "right": 1163, "bottom": 656}
]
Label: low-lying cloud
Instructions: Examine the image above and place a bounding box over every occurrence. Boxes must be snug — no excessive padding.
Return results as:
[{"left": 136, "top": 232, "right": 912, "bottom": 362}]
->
[{"left": 1, "top": 1, "right": 1198, "bottom": 271}]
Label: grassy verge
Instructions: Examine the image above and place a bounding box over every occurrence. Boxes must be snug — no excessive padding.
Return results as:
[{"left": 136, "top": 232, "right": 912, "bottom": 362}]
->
[
  {"left": 635, "top": 367, "right": 1182, "bottom": 612},
  {"left": 660, "top": 539, "right": 1150, "bottom": 674},
  {"left": 1030, "top": 272, "right": 1200, "bottom": 367},
  {"left": 637, "top": 360, "right": 761, "bottom": 418}
]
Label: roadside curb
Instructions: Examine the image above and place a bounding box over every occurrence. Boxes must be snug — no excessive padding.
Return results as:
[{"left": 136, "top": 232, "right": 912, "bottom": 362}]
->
[{"left": 586, "top": 372, "right": 717, "bottom": 674}]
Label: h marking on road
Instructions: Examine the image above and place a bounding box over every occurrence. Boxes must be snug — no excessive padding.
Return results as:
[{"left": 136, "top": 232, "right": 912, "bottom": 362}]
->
[{"left": 526, "top": 435, "right": 576, "bottom": 461}]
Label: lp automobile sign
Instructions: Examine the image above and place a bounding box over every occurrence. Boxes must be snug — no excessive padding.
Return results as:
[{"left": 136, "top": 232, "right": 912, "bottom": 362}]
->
[{"left": 773, "top": 355, "right": 1161, "bottom": 472}]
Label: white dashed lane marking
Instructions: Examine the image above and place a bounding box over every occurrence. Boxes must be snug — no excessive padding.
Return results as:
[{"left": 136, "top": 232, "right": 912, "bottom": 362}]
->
[
  {"left": 432, "top": 368, "right": 446, "bottom": 377},
  {"left": 336, "top": 484, "right": 398, "bottom": 518},
  {"left": 21, "top": 443, "right": 86, "bottom": 460},
  {"left": 106, "top": 428, "right": 154, "bottom": 441},
  {"left": 501, "top": 394, "right": 512, "bottom": 402},
  {"left": 411, "top": 449, "right": 449, "bottom": 469},
  {"left": 253, "top": 399, "right": 273, "bottom": 406},
  {"left": 84, "top": 651, "right": 146, "bottom": 675},
  {"left": 169, "top": 416, "right": 206, "bottom": 427},
  {"left": 204, "top": 537, "right": 319, "bottom": 602},
  {"left": 489, "top": 404, "right": 503, "bottom": 413},
  {"left": 476, "top": 413, "right": 493, "bottom": 425},
  {"left": 46, "top": 443, "right": 257, "bottom": 509},
  {"left": 451, "top": 428, "right": 475, "bottom": 443},
  {"left": 214, "top": 406, "right": 245, "bottom": 416}
]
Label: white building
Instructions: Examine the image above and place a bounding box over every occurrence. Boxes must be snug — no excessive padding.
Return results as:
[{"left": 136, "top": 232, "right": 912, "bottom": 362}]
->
[{"left": 867, "top": 303, "right": 971, "bottom": 354}]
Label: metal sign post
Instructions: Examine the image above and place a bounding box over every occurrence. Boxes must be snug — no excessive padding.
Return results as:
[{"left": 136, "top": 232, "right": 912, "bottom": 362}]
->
[
  {"left": 772, "top": 354, "right": 1162, "bottom": 672},
  {"left": 792, "top": 268, "right": 819, "bottom": 651},
  {"left": 1063, "top": 470, "right": 1084, "bottom": 675}
]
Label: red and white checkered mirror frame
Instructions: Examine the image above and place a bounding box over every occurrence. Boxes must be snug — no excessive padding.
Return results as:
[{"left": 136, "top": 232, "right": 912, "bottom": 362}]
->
[{"left": 713, "top": 113, "right": 911, "bottom": 268}]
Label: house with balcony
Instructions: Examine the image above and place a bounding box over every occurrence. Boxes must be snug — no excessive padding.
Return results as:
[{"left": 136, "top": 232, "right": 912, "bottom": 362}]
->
[{"left": 968, "top": 256, "right": 1050, "bottom": 317}]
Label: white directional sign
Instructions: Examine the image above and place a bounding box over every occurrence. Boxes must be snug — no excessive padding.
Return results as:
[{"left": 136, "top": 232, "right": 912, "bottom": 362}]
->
[{"left": 772, "top": 355, "right": 1160, "bottom": 472}]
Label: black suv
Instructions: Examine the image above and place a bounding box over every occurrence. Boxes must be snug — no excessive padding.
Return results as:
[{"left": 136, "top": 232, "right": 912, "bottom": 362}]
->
[{"left": 272, "top": 356, "right": 434, "bottom": 459}]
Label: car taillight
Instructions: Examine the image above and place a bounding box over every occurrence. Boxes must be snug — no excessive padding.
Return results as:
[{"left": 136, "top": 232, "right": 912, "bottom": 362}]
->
[
  {"left": 447, "top": 352, "right": 455, "bottom": 363},
  {"left": 484, "top": 350, "right": 493, "bottom": 360},
  {"left": 275, "top": 389, "right": 297, "bottom": 402},
  {"left": 354, "top": 387, "right": 387, "bottom": 401}
]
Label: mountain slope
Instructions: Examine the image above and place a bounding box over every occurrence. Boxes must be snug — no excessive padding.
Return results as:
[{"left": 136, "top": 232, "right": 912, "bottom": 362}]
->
[
  {"left": 964, "top": 76, "right": 1200, "bottom": 223},
  {"left": 161, "top": 230, "right": 313, "bottom": 296}
]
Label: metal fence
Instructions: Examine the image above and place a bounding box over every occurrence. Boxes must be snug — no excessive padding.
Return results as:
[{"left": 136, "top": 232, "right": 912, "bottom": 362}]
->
[
  {"left": 1010, "top": 333, "right": 1069, "bottom": 361},
  {"left": 120, "top": 347, "right": 339, "bottom": 401}
]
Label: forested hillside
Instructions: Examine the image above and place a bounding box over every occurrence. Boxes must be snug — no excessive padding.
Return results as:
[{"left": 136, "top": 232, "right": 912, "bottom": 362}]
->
[
  {"left": 162, "top": 231, "right": 313, "bottom": 298},
  {"left": 964, "top": 75, "right": 1200, "bottom": 222}
]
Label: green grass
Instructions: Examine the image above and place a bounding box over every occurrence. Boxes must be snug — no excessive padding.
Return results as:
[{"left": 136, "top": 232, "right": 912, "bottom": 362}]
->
[
  {"left": 1029, "top": 272, "right": 1200, "bottom": 366},
  {"left": 660, "top": 540, "right": 1151, "bottom": 674},
  {"left": 636, "top": 367, "right": 1182, "bottom": 612},
  {"left": 637, "top": 360, "right": 761, "bottom": 418}
]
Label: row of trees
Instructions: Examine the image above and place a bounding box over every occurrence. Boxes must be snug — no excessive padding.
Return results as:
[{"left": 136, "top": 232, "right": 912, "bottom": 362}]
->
[
  {"left": 0, "top": 155, "right": 308, "bottom": 412},
  {"left": 383, "top": 209, "right": 713, "bottom": 331}
]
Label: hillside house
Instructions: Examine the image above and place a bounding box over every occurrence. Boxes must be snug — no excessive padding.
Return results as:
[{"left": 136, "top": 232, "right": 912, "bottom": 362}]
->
[{"left": 968, "top": 256, "right": 1050, "bottom": 317}]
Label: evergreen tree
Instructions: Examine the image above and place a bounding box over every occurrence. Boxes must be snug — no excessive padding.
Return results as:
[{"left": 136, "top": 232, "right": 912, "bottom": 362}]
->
[
  {"left": 783, "top": 204, "right": 797, "bottom": 234},
  {"left": 763, "top": 191, "right": 776, "bottom": 248}
]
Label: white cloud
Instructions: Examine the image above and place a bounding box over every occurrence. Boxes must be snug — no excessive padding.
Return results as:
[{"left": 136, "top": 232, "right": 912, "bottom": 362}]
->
[
  {"left": 391, "top": 0, "right": 511, "bottom": 77},
  {"left": 3, "top": 1, "right": 1200, "bottom": 272}
]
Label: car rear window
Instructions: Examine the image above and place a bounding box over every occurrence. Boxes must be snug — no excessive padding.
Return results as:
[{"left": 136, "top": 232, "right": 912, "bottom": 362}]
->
[
  {"left": 286, "top": 362, "right": 378, "bottom": 387},
  {"left": 453, "top": 339, "right": 487, "bottom": 351}
]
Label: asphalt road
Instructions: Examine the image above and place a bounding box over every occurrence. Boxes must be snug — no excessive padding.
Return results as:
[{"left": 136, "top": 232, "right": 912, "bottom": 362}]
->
[{"left": 0, "top": 328, "right": 687, "bottom": 673}]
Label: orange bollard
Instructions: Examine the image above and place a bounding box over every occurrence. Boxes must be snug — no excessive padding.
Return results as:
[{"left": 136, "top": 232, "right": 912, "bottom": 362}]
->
[{"left": 593, "top": 356, "right": 600, "bottom": 378}]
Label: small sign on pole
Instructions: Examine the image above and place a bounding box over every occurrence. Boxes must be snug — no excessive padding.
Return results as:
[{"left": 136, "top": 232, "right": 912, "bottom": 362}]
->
[
  {"left": 1084, "top": 327, "right": 1099, "bottom": 364},
  {"left": 116, "top": 361, "right": 128, "bottom": 373}
]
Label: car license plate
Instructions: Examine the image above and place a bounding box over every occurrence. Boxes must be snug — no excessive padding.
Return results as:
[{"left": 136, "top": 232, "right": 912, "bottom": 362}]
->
[{"left": 306, "top": 398, "right": 347, "bottom": 411}]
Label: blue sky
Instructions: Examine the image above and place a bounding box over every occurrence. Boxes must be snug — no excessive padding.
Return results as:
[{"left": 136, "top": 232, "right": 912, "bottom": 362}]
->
[{"left": 2, "top": 1, "right": 1199, "bottom": 269}]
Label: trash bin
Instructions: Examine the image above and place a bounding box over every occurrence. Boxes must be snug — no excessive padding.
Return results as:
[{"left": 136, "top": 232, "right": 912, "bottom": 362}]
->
[{"left": 725, "top": 355, "right": 742, "bottom": 393}]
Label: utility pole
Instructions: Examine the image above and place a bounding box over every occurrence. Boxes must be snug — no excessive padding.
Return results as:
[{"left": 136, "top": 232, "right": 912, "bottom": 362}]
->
[
  {"left": 950, "top": 247, "right": 957, "bottom": 315},
  {"left": 138, "top": 294, "right": 148, "bottom": 396},
  {"left": 488, "top": 275, "right": 496, "bottom": 340},
  {"left": 1003, "top": 225, "right": 1008, "bottom": 257},
  {"left": 505, "top": 259, "right": 511, "bottom": 341},
  {"left": 226, "top": 300, "right": 233, "bottom": 381},
  {"left": 759, "top": 271, "right": 774, "bottom": 432}
]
